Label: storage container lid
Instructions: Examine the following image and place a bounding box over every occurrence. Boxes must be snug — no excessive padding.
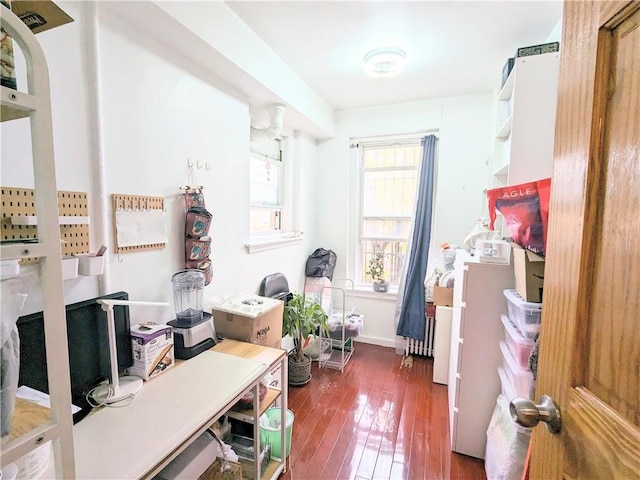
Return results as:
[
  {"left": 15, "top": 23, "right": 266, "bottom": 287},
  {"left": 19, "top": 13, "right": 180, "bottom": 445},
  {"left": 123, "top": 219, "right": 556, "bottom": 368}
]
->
[
  {"left": 501, "top": 314, "right": 535, "bottom": 346},
  {"left": 503, "top": 288, "right": 543, "bottom": 311}
]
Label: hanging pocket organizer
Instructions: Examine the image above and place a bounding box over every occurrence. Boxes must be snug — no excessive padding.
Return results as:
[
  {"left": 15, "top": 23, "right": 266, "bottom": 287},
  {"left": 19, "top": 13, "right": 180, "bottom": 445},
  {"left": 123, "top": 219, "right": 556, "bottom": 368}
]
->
[
  {"left": 181, "top": 161, "right": 213, "bottom": 285},
  {"left": 185, "top": 207, "right": 212, "bottom": 238},
  {"left": 185, "top": 237, "right": 211, "bottom": 261}
]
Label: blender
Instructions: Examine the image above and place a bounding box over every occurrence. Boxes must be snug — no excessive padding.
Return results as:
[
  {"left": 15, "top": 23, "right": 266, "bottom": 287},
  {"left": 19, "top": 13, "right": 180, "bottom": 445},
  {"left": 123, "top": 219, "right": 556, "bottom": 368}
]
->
[{"left": 168, "top": 269, "right": 216, "bottom": 359}]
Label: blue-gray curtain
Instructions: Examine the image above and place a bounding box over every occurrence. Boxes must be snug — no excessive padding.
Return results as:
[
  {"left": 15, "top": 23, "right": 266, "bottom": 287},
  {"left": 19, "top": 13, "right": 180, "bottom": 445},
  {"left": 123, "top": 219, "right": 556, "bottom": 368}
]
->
[{"left": 395, "top": 134, "right": 436, "bottom": 341}]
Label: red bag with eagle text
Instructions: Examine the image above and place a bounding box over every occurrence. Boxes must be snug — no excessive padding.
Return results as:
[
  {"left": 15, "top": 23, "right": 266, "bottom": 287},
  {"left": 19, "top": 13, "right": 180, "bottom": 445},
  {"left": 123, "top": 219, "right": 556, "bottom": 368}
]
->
[{"left": 487, "top": 178, "right": 551, "bottom": 257}]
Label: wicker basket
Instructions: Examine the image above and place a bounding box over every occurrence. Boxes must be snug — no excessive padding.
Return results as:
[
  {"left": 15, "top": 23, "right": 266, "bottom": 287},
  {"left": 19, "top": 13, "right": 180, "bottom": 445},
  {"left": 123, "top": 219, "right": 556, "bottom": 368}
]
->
[{"left": 199, "top": 458, "right": 243, "bottom": 480}]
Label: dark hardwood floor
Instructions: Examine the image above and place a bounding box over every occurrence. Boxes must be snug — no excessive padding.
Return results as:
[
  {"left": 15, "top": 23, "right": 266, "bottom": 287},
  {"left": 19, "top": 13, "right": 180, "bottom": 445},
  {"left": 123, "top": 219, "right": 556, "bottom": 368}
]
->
[{"left": 279, "top": 342, "right": 486, "bottom": 480}]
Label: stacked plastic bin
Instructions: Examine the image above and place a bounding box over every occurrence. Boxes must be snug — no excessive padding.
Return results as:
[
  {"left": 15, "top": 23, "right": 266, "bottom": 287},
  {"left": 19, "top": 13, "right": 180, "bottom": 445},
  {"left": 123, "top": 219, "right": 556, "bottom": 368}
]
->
[
  {"left": 485, "top": 289, "right": 542, "bottom": 479},
  {"left": 499, "top": 289, "right": 543, "bottom": 400}
]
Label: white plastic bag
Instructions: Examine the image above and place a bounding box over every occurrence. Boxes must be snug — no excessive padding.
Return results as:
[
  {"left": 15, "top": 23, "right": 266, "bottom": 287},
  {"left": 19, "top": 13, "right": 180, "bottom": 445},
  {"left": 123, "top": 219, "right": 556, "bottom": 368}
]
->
[
  {"left": 1, "top": 272, "right": 37, "bottom": 439},
  {"left": 485, "top": 394, "right": 531, "bottom": 480}
]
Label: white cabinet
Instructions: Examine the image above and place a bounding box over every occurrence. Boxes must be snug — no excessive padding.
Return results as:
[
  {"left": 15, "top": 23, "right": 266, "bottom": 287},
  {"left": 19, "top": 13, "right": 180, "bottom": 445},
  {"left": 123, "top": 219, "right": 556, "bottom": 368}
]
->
[
  {"left": 491, "top": 52, "right": 560, "bottom": 189},
  {"left": 0, "top": 4, "right": 75, "bottom": 477},
  {"left": 447, "top": 250, "right": 514, "bottom": 459},
  {"left": 433, "top": 306, "right": 452, "bottom": 385}
]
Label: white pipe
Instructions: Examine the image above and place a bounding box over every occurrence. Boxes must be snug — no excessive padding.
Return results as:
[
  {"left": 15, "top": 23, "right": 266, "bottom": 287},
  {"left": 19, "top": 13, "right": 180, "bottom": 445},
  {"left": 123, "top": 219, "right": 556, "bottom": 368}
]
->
[
  {"left": 250, "top": 104, "right": 286, "bottom": 142},
  {"left": 86, "top": 2, "right": 110, "bottom": 294}
]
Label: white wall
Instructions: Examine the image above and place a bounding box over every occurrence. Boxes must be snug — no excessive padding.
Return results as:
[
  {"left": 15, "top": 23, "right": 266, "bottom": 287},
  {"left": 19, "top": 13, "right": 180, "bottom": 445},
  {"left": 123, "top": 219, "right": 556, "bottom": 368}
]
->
[
  {"left": 315, "top": 94, "right": 494, "bottom": 346},
  {"left": 2, "top": 1, "right": 495, "bottom": 344},
  {"left": 1, "top": 2, "right": 316, "bottom": 323}
]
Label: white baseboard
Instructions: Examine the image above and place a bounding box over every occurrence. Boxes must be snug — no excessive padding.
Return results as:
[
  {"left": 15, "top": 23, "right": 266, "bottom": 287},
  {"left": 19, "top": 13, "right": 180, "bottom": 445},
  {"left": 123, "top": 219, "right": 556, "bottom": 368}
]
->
[{"left": 353, "top": 335, "right": 395, "bottom": 349}]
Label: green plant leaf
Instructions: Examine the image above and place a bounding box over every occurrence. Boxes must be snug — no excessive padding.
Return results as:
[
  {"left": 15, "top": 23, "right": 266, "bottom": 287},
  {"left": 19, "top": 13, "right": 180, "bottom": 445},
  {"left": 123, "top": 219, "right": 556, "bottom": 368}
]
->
[{"left": 282, "top": 292, "right": 329, "bottom": 362}]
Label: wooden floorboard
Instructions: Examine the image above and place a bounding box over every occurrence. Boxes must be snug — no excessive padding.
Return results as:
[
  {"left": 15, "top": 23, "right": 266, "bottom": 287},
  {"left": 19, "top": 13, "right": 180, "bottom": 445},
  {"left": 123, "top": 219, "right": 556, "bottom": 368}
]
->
[{"left": 277, "top": 342, "right": 486, "bottom": 480}]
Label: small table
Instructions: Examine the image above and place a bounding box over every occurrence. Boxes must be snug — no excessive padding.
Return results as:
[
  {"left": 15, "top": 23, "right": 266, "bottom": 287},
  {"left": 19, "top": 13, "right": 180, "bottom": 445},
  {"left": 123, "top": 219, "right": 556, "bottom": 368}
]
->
[{"left": 21, "top": 339, "right": 287, "bottom": 479}]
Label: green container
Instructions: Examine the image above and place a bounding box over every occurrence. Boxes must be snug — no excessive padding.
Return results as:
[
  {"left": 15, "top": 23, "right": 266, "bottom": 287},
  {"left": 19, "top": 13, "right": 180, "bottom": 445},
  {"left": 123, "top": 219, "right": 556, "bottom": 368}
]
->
[{"left": 259, "top": 407, "right": 294, "bottom": 459}]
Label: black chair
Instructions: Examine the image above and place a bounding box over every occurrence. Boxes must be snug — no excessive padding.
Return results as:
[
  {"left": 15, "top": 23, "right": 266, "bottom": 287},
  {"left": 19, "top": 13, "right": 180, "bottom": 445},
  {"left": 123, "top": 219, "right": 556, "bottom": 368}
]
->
[{"left": 259, "top": 272, "right": 293, "bottom": 304}]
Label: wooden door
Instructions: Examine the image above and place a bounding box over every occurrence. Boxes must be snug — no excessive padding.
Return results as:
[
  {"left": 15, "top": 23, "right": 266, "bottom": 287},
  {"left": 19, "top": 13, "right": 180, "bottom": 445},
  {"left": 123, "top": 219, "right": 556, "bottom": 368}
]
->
[{"left": 531, "top": 1, "right": 640, "bottom": 478}]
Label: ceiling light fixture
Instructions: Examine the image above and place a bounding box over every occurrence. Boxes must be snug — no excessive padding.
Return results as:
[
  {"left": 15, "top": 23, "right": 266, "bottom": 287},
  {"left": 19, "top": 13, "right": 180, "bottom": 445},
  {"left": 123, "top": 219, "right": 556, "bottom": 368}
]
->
[{"left": 363, "top": 47, "right": 407, "bottom": 78}]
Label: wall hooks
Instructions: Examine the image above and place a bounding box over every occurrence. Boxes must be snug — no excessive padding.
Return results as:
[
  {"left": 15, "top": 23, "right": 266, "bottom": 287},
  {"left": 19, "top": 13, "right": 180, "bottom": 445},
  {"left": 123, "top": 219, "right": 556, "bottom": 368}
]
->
[
  {"left": 205, "top": 162, "right": 212, "bottom": 171},
  {"left": 187, "top": 158, "right": 194, "bottom": 168}
]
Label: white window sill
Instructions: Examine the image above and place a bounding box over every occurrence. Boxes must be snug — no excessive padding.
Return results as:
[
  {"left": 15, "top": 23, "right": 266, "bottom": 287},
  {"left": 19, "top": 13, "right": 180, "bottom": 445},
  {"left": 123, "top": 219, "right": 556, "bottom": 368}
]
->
[
  {"left": 244, "top": 234, "right": 303, "bottom": 253},
  {"left": 349, "top": 286, "right": 398, "bottom": 302}
]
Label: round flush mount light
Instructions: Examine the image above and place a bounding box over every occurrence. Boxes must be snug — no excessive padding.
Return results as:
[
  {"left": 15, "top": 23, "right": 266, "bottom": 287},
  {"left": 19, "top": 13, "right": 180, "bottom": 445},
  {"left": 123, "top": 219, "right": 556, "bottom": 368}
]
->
[{"left": 363, "top": 47, "right": 407, "bottom": 78}]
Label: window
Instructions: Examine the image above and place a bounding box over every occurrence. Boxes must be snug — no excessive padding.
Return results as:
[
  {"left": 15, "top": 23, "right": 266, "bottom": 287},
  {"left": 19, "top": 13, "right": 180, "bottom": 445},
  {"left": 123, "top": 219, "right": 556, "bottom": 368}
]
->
[
  {"left": 250, "top": 142, "right": 283, "bottom": 235},
  {"left": 357, "top": 138, "right": 423, "bottom": 288},
  {"left": 246, "top": 138, "right": 301, "bottom": 253}
]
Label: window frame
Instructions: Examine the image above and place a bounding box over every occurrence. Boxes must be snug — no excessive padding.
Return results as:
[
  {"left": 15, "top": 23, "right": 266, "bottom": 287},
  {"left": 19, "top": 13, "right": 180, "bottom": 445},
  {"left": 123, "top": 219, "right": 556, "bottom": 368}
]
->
[
  {"left": 246, "top": 137, "right": 303, "bottom": 253},
  {"left": 351, "top": 134, "right": 427, "bottom": 292},
  {"left": 249, "top": 149, "right": 284, "bottom": 236}
]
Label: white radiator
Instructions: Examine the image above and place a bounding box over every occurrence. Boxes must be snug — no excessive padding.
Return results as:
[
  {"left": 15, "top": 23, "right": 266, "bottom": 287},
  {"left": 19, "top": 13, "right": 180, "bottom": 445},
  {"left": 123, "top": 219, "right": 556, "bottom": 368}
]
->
[{"left": 404, "top": 314, "right": 436, "bottom": 357}]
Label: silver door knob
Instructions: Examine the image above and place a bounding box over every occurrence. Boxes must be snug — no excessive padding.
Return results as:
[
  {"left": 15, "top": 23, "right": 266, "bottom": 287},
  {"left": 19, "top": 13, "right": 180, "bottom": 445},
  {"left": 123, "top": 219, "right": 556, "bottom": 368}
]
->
[{"left": 509, "top": 395, "right": 562, "bottom": 434}]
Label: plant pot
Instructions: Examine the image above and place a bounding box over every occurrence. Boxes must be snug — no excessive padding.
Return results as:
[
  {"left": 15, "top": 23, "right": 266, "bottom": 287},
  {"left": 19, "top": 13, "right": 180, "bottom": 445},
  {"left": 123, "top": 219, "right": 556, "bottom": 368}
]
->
[
  {"left": 288, "top": 353, "right": 312, "bottom": 386},
  {"left": 372, "top": 281, "right": 389, "bottom": 292}
]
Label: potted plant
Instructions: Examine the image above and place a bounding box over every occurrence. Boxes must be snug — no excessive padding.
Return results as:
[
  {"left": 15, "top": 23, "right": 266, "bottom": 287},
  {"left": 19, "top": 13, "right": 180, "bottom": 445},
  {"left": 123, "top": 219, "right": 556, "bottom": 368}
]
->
[
  {"left": 366, "top": 251, "right": 389, "bottom": 292},
  {"left": 283, "top": 293, "right": 329, "bottom": 386}
]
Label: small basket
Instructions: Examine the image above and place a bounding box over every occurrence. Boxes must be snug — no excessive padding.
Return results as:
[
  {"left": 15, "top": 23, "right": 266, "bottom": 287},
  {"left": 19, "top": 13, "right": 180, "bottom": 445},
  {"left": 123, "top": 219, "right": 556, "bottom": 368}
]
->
[{"left": 199, "top": 458, "right": 243, "bottom": 480}]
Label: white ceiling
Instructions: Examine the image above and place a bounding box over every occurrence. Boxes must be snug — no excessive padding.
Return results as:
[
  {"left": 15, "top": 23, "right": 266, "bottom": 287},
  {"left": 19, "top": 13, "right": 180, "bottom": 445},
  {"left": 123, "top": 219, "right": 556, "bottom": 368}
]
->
[{"left": 226, "top": 1, "right": 563, "bottom": 111}]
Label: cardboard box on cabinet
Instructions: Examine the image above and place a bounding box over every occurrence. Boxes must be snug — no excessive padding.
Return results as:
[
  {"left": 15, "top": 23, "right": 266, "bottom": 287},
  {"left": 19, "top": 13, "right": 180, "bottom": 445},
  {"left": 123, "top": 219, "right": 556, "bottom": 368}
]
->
[
  {"left": 212, "top": 296, "right": 284, "bottom": 349},
  {"left": 433, "top": 286, "right": 453, "bottom": 307},
  {"left": 512, "top": 244, "right": 545, "bottom": 303}
]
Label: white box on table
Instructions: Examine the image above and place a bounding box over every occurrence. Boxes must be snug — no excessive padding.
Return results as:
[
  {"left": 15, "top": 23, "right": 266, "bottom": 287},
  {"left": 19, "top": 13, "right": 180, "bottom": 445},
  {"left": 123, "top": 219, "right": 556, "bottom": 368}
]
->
[{"left": 129, "top": 323, "right": 174, "bottom": 380}]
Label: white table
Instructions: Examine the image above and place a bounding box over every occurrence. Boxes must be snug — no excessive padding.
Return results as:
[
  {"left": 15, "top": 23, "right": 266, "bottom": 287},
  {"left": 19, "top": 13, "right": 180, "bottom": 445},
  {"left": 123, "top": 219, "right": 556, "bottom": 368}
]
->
[{"left": 74, "top": 350, "right": 265, "bottom": 479}]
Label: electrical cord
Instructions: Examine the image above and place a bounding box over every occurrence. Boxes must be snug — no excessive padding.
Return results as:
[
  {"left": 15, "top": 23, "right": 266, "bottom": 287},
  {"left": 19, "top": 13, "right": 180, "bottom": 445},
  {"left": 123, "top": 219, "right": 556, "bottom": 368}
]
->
[{"left": 85, "top": 383, "right": 136, "bottom": 408}]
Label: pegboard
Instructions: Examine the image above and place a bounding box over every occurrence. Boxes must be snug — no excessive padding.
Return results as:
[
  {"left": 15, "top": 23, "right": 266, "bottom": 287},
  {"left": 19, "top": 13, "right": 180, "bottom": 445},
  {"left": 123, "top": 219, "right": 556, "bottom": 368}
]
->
[
  {"left": 112, "top": 194, "right": 166, "bottom": 253},
  {"left": 1, "top": 187, "right": 90, "bottom": 263}
]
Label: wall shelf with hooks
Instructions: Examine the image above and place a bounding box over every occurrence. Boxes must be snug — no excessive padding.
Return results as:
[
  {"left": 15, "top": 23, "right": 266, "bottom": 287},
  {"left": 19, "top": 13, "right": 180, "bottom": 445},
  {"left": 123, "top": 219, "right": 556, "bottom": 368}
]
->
[{"left": 112, "top": 194, "right": 167, "bottom": 253}]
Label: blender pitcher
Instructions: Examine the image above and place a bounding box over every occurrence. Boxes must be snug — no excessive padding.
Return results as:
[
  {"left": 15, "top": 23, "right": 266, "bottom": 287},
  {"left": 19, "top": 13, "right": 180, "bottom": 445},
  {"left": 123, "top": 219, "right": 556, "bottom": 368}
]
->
[{"left": 172, "top": 269, "right": 205, "bottom": 325}]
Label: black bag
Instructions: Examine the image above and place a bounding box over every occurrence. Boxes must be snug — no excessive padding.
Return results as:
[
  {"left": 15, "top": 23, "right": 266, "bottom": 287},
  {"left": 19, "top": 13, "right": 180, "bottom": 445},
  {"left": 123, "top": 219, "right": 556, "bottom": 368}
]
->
[{"left": 305, "top": 248, "right": 337, "bottom": 280}]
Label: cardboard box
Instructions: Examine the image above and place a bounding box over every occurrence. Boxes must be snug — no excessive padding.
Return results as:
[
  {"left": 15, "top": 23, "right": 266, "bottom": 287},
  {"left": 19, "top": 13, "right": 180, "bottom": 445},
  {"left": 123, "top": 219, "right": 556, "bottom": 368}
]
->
[
  {"left": 433, "top": 286, "right": 453, "bottom": 307},
  {"left": 11, "top": 1, "right": 74, "bottom": 34},
  {"left": 212, "top": 295, "right": 284, "bottom": 349},
  {"left": 129, "top": 323, "right": 174, "bottom": 381},
  {"left": 513, "top": 244, "right": 545, "bottom": 303}
]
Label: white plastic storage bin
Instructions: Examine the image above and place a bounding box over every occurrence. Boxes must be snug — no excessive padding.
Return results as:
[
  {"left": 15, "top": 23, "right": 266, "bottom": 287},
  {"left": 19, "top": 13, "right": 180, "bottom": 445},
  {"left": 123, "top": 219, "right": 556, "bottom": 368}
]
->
[
  {"left": 499, "top": 341, "right": 534, "bottom": 400},
  {"left": 501, "top": 314, "right": 535, "bottom": 369},
  {"left": 497, "top": 367, "right": 533, "bottom": 435},
  {"left": 61, "top": 256, "right": 78, "bottom": 280},
  {"left": 76, "top": 254, "right": 104, "bottom": 276},
  {"left": 503, "top": 289, "right": 542, "bottom": 340}
]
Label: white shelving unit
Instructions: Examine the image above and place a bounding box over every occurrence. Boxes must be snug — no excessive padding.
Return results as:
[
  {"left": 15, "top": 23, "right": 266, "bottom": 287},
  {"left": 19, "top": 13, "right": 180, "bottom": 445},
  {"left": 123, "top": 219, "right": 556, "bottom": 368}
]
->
[
  {"left": 319, "top": 279, "right": 362, "bottom": 372},
  {"left": 491, "top": 52, "right": 560, "bottom": 190},
  {"left": 0, "top": 4, "right": 75, "bottom": 478}
]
